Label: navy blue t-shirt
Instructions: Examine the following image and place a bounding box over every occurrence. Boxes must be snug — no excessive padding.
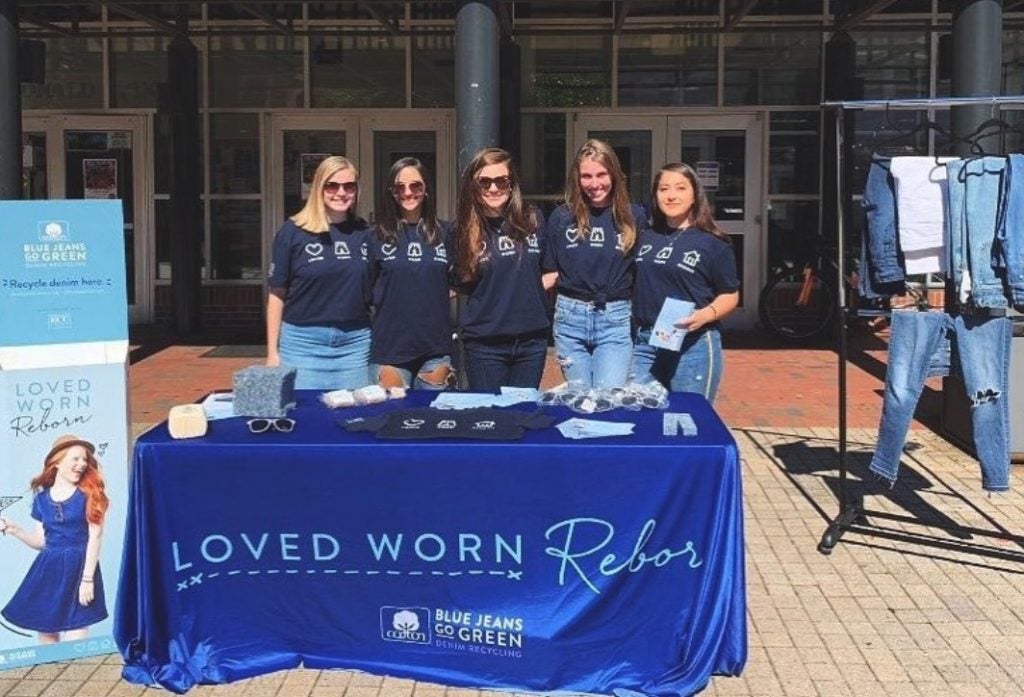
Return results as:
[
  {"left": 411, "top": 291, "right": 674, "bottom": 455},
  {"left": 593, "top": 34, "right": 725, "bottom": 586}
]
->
[
  {"left": 368, "top": 220, "right": 454, "bottom": 365},
  {"left": 268, "top": 218, "right": 373, "bottom": 327},
  {"left": 454, "top": 212, "right": 549, "bottom": 339},
  {"left": 633, "top": 227, "right": 741, "bottom": 328},
  {"left": 542, "top": 203, "right": 648, "bottom": 303}
]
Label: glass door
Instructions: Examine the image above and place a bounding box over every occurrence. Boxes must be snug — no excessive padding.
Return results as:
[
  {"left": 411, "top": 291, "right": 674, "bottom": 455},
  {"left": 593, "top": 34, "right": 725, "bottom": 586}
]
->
[
  {"left": 359, "top": 114, "right": 452, "bottom": 223},
  {"left": 573, "top": 115, "right": 665, "bottom": 203},
  {"left": 23, "top": 115, "right": 150, "bottom": 322},
  {"left": 668, "top": 114, "right": 763, "bottom": 326}
]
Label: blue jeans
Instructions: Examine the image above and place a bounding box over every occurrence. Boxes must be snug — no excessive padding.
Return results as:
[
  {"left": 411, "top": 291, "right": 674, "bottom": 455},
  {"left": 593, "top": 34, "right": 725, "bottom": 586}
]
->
[
  {"left": 859, "top": 156, "right": 905, "bottom": 300},
  {"left": 375, "top": 355, "right": 452, "bottom": 391},
  {"left": 946, "top": 157, "right": 1008, "bottom": 309},
  {"left": 279, "top": 322, "right": 372, "bottom": 390},
  {"left": 552, "top": 296, "right": 633, "bottom": 389},
  {"left": 1000, "top": 155, "right": 1024, "bottom": 310},
  {"left": 630, "top": 327, "right": 724, "bottom": 403},
  {"left": 870, "top": 310, "right": 1012, "bottom": 492},
  {"left": 462, "top": 333, "right": 548, "bottom": 393}
]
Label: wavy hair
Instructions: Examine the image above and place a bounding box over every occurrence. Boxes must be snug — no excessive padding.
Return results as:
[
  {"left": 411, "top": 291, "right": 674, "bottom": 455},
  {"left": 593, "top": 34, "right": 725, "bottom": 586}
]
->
[
  {"left": 292, "top": 155, "right": 360, "bottom": 233},
  {"left": 454, "top": 148, "right": 538, "bottom": 283},
  {"left": 377, "top": 157, "right": 441, "bottom": 247},
  {"left": 31, "top": 445, "right": 109, "bottom": 525},
  {"left": 650, "top": 162, "right": 730, "bottom": 243},
  {"left": 564, "top": 139, "right": 636, "bottom": 253}
]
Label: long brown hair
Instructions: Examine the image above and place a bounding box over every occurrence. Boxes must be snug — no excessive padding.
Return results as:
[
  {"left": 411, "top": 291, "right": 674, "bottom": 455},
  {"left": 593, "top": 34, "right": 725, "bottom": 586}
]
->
[
  {"left": 377, "top": 157, "right": 441, "bottom": 247},
  {"left": 564, "top": 139, "right": 636, "bottom": 253},
  {"left": 650, "top": 162, "right": 730, "bottom": 243},
  {"left": 31, "top": 443, "right": 109, "bottom": 525},
  {"left": 454, "top": 148, "right": 538, "bottom": 283}
]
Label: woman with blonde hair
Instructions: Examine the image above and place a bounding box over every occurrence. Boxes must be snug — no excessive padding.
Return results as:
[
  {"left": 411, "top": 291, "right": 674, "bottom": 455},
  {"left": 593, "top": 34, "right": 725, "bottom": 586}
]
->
[
  {"left": 452, "top": 148, "right": 551, "bottom": 392},
  {"left": 266, "top": 155, "right": 373, "bottom": 389},
  {"left": 542, "top": 138, "right": 646, "bottom": 388}
]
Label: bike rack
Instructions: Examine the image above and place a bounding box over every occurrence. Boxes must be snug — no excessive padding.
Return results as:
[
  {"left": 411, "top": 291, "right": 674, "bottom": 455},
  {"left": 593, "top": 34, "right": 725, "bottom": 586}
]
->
[{"left": 818, "top": 95, "right": 1024, "bottom": 560}]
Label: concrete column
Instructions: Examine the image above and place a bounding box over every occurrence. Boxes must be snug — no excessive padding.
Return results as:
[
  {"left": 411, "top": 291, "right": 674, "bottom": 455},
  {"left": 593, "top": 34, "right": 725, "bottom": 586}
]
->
[
  {"left": 950, "top": 0, "right": 1002, "bottom": 156},
  {"left": 455, "top": 0, "right": 499, "bottom": 174},
  {"left": 0, "top": 0, "right": 22, "bottom": 199}
]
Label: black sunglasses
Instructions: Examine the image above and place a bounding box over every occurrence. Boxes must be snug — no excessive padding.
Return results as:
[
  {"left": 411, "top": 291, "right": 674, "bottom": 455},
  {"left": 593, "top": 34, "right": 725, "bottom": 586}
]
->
[
  {"left": 391, "top": 181, "right": 425, "bottom": 195},
  {"left": 475, "top": 175, "right": 512, "bottom": 192},
  {"left": 247, "top": 418, "right": 295, "bottom": 434},
  {"left": 323, "top": 181, "right": 358, "bottom": 195}
]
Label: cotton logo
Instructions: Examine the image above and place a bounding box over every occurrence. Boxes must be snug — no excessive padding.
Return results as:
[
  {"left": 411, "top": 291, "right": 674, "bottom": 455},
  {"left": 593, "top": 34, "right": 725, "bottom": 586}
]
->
[
  {"left": 305, "top": 243, "right": 324, "bottom": 257},
  {"left": 380, "top": 607, "right": 431, "bottom": 644},
  {"left": 408, "top": 242, "right": 423, "bottom": 258},
  {"left": 39, "top": 221, "right": 68, "bottom": 241}
]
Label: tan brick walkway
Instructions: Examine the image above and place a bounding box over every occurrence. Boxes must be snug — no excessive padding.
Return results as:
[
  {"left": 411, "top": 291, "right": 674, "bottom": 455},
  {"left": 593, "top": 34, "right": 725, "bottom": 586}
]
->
[{"left": 2, "top": 332, "right": 1021, "bottom": 697}]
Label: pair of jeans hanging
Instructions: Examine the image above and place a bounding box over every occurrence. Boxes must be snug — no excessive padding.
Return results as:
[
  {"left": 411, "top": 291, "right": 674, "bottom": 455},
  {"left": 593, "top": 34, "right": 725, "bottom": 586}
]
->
[
  {"left": 859, "top": 155, "right": 907, "bottom": 300},
  {"left": 999, "top": 154, "right": 1024, "bottom": 311},
  {"left": 946, "top": 157, "right": 1008, "bottom": 309},
  {"left": 870, "top": 309, "right": 1012, "bottom": 492}
]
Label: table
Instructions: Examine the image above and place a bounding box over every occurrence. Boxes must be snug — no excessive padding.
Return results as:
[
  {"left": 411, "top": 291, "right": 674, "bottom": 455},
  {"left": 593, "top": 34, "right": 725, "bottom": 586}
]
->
[{"left": 115, "top": 392, "right": 746, "bottom": 696}]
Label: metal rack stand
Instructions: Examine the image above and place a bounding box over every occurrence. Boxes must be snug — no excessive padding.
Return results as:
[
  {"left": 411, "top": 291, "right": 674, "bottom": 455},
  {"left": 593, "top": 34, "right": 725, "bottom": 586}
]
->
[{"left": 817, "top": 95, "right": 1024, "bottom": 556}]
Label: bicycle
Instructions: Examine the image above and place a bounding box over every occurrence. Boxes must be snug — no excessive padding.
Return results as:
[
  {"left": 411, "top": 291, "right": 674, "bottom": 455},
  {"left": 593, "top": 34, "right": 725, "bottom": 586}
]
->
[{"left": 758, "top": 236, "right": 888, "bottom": 343}]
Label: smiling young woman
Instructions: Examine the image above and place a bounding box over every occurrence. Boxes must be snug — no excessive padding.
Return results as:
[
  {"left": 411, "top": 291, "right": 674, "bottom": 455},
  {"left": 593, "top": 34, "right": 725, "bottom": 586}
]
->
[
  {"left": 630, "top": 162, "right": 740, "bottom": 403},
  {"left": 542, "top": 139, "right": 646, "bottom": 389},
  {"left": 265, "top": 155, "right": 374, "bottom": 390}
]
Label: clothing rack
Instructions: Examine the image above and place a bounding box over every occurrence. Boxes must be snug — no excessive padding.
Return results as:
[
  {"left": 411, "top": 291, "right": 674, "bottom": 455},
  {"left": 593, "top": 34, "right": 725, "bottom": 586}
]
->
[{"left": 817, "top": 95, "right": 1024, "bottom": 557}]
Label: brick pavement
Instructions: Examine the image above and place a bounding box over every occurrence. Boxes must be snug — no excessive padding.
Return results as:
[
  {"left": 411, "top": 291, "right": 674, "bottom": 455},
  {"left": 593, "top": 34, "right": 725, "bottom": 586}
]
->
[{"left": 2, "top": 329, "right": 1021, "bottom": 697}]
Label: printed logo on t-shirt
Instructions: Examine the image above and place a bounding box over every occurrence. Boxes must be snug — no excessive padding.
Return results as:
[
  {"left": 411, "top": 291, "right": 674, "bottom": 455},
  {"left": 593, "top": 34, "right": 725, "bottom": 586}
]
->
[
  {"left": 305, "top": 242, "right": 324, "bottom": 261},
  {"left": 616, "top": 232, "right": 626, "bottom": 251},
  {"left": 473, "top": 420, "right": 496, "bottom": 430},
  {"left": 678, "top": 250, "right": 701, "bottom": 273},
  {"left": 438, "top": 419, "right": 457, "bottom": 430},
  {"left": 361, "top": 242, "right": 368, "bottom": 260},
  {"left": 334, "top": 241, "right": 351, "bottom": 258},
  {"left": 401, "top": 418, "right": 425, "bottom": 430},
  {"left": 589, "top": 227, "right": 605, "bottom": 246},
  {"left": 527, "top": 234, "right": 539, "bottom": 249},
  {"left": 381, "top": 243, "right": 398, "bottom": 258},
  {"left": 637, "top": 243, "right": 653, "bottom": 257},
  {"left": 498, "top": 236, "right": 516, "bottom": 255},
  {"left": 408, "top": 242, "right": 423, "bottom": 260},
  {"left": 654, "top": 246, "right": 673, "bottom": 263},
  {"left": 565, "top": 227, "right": 583, "bottom": 246},
  {"left": 435, "top": 243, "right": 447, "bottom": 262}
]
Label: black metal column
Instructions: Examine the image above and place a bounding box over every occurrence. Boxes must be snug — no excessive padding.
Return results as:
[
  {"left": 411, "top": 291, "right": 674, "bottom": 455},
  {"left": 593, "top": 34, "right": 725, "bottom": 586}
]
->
[
  {"left": 950, "top": 0, "right": 1002, "bottom": 155},
  {"left": 0, "top": 0, "right": 22, "bottom": 200},
  {"left": 166, "top": 19, "right": 202, "bottom": 335},
  {"left": 455, "top": 0, "right": 499, "bottom": 173}
]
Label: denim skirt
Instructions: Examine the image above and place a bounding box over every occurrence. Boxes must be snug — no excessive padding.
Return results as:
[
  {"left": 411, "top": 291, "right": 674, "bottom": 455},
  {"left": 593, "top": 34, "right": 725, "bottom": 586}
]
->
[{"left": 279, "top": 321, "right": 372, "bottom": 390}]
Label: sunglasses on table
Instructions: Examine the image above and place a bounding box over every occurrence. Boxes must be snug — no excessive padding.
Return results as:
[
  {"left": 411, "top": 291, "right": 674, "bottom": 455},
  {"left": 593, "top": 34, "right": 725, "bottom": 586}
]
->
[
  {"left": 323, "top": 181, "right": 358, "bottom": 195},
  {"left": 474, "top": 175, "right": 512, "bottom": 192},
  {"left": 247, "top": 418, "right": 295, "bottom": 434},
  {"left": 391, "top": 181, "right": 426, "bottom": 195}
]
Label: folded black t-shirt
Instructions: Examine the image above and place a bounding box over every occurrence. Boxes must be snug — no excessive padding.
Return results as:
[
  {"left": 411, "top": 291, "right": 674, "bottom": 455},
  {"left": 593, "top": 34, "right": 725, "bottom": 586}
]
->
[{"left": 343, "top": 407, "right": 554, "bottom": 440}]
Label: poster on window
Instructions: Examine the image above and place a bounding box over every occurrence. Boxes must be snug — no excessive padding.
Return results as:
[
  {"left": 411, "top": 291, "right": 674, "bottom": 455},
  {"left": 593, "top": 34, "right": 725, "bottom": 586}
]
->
[
  {"left": 0, "top": 200, "right": 129, "bottom": 671},
  {"left": 300, "top": 153, "right": 330, "bottom": 199},
  {"left": 695, "top": 161, "right": 720, "bottom": 192},
  {"left": 82, "top": 160, "right": 117, "bottom": 200}
]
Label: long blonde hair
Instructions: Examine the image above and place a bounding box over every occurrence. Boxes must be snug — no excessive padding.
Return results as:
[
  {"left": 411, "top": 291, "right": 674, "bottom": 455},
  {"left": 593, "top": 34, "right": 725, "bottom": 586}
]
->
[
  {"left": 292, "top": 155, "right": 359, "bottom": 233},
  {"left": 564, "top": 139, "right": 636, "bottom": 253}
]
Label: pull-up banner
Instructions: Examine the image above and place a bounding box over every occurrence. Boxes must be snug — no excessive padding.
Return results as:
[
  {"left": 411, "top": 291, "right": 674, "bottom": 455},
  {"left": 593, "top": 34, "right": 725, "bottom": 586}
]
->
[{"left": 0, "top": 200, "right": 130, "bottom": 671}]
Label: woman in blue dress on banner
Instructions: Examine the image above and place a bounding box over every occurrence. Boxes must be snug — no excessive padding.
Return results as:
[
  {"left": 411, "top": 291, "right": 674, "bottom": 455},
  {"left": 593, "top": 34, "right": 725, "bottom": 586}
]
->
[
  {"left": 368, "top": 157, "right": 454, "bottom": 390},
  {"left": 452, "top": 148, "right": 552, "bottom": 392},
  {"left": 631, "top": 163, "right": 740, "bottom": 403},
  {"left": 1, "top": 435, "right": 109, "bottom": 643},
  {"left": 266, "top": 155, "right": 374, "bottom": 389},
  {"left": 542, "top": 139, "right": 645, "bottom": 388}
]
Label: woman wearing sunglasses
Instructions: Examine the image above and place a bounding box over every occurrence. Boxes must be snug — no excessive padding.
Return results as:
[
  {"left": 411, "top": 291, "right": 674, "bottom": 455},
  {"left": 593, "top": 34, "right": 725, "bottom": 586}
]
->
[
  {"left": 453, "top": 148, "right": 552, "bottom": 392},
  {"left": 266, "top": 155, "right": 373, "bottom": 389},
  {"left": 367, "top": 157, "right": 454, "bottom": 390},
  {"left": 631, "top": 162, "right": 740, "bottom": 403},
  {"left": 542, "top": 139, "right": 645, "bottom": 388}
]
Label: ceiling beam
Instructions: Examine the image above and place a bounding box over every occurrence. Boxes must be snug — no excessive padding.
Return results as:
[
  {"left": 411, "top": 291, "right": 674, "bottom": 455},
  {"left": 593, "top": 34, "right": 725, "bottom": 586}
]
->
[
  {"left": 357, "top": 1, "right": 399, "bottom": 36},
  {"left": 723, "top": 0, "right": 759, "bottom": 32},
  {"left": 1006, "top": 0, "right": 1024, "bottom": 10},
  {"left": 836, "top": 0, "right": 900, "bottom": 32},
  {"left": 94, "top": 0, "right": 183, "bottom": 35},
  {"left": 613, "top": 0, "right": 632, "bottom": 33},
  {"left": 238, "top": 3, "right": 291, "bottom": 34},
  {"left": 20, "top": 14, "right": 75, "bottom": 35}
]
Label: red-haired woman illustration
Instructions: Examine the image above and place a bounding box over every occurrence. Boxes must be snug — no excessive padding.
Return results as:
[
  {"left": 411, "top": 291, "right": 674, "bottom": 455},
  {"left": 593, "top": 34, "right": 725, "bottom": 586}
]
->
[{"left": 0, "top": 435, "right": 109, "bottom": 643}]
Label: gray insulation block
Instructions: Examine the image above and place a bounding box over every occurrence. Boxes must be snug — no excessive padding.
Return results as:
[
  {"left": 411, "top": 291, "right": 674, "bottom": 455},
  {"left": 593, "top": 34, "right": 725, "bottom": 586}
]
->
[{"left": 233, "top": 365, "right": 297, "bottom": 417}]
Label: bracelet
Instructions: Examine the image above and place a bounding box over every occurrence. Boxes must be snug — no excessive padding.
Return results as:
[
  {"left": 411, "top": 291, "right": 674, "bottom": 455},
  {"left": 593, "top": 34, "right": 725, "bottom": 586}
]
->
[{"left": 708, "top": 304, "right": 719, "bottom": 320}]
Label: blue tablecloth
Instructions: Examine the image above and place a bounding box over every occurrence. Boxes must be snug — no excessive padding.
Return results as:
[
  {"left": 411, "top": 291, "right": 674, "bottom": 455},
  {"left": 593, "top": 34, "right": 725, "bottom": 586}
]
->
[{"left": 115, "top": 392, "right": 746, "bottom": 696}]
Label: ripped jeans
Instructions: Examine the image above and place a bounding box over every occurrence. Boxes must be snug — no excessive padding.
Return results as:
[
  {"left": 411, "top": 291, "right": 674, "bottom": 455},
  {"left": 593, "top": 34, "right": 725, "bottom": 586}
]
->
[
  {"left": 376, "top": 355, "right": 453, "bottom": 391},
  {"left": 553, "top": 295, "right": 633, "bottom": 388},
  {"left": 870, "top": 310, "right": 1012, "bottom": 492}
]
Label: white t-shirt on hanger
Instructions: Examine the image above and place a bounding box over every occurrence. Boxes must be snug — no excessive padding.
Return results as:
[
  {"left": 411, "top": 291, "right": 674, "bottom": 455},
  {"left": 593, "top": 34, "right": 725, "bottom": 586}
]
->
[{"left": 890, "top": 156, "right": 959, "bottom": 274}]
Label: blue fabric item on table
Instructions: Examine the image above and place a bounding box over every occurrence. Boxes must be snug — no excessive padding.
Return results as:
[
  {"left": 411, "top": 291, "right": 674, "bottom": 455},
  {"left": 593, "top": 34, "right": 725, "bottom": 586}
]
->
[{"left": 115, "top": 391, "right": 746, "bottom": 696}]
